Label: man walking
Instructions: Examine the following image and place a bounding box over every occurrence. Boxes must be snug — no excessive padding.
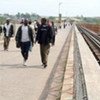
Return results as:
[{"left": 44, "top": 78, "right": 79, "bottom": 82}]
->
[
  {"left": 3, "top": 18, "right": 14, "bottom": 51},
  {"left": 15, "top": 19, "right": 34, "bottom": 66},
  {"left": 51, "top": 21, "right": 57, "bottom": 45},
  {"left": 36, "top": 18, "right": 53, "bottom": 68}
]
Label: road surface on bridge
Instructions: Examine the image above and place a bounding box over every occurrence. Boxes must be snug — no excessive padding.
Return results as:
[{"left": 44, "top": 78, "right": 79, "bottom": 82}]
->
[{"left": 0, "top": 26, "right": 71, "bottom": 100}]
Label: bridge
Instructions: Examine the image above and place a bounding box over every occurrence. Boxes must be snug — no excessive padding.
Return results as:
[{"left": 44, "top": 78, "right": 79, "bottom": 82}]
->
[{"left": 0, "top": 23, "right": 100, "bottom": 100}]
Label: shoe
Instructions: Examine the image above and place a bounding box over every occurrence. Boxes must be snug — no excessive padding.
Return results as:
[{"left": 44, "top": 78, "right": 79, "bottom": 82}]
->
[
  {"left": 42, "top": 63, "right": 47, "bottom": 68},
  {"left": 23, "top": 59, "right": 27, "bottom": 66},
  {"left": 41, "top": 64, "right": 44, "bottom": 66},
  {"left": 4, "top": 49, "right": 8, "bottom": 51},
  {"left": 44, "top": 64, "right": 47, "bottom": 68}
]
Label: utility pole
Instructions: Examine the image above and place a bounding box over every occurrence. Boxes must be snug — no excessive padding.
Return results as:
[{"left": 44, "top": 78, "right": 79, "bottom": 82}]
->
[
  {"left": 58, "top": 2, "right": 62, "bottom": 28},
  {"left": 59, "top": 2, "right": 62, "bottom": 22}
]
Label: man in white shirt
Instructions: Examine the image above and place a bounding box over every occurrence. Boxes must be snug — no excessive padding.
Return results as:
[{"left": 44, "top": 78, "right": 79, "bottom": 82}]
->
[
  {"left": 16, "top": 19, "right": 34, "bottom": 66},
  {"left": 3, "top": 18, "right": 14, "bottom": 50}
]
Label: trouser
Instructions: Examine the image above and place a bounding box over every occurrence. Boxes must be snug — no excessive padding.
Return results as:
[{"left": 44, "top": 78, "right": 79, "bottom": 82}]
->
[
  {"left": 4, "top": 37, "right": 10, "bottom": 50},
  {"left": 40, "top": 44, "right": 50, "bottom": 65},
  {"left": 20, "top": 41, "right": 30, "bottom": 60},
  {"left": 52, "top": 35, "right": 55, "bottom": 45}
]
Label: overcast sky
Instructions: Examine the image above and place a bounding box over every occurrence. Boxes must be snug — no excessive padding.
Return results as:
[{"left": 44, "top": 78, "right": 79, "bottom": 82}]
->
[{"left": 0, "top": 0, "right": 100, "bottom": 17}]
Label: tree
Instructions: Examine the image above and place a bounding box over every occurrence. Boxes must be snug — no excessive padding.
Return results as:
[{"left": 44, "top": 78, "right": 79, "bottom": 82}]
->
[
  {"left": 16, "top": 12, "right": 21, "bottom": 19},
  {"left": 49, "top": 16, "right": 55, "bottom": 21},
  {"left": 0, "top": 17, "right": 6, "bottom": 24}
]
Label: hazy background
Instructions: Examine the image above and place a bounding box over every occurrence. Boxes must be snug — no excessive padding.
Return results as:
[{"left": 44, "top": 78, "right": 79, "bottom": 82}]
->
[{"left": 0, "top": 0, "right": 100, "bottom": 17}]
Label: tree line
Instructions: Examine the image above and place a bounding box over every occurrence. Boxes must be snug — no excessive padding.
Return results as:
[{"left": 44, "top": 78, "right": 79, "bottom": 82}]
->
[{"left": 0, "top": 12, "right": 41, "bottom": 24}]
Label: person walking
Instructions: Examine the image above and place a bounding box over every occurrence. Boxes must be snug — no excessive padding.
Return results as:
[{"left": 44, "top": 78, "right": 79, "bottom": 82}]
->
[
  {"left": 36, "top": 18, "right": 53, "bottom": 68},
  {"left": 28, "top": 20, "right": 35, "bottom": 33},
  {"left": 28, "top": 20, "right": 35, "bottom": 51},
  {"left": 34, "top": 20, "right": 40, "bottom": 34},
  {"left": 51, "top": 21, "right": 57, "bottom": 45},
  {"left": 3, "top": 18, "right": 14, "bottom": 51},
  {"left": 0, "top": 25, "right": 2, "bottom": 34},
  {"left": 15, "top": 19, "right": 34, "bottom": 66}
]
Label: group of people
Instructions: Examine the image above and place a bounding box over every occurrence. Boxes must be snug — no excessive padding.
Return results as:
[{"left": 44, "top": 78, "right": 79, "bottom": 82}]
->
[{"left": 0, "top": 18, "right": 57, "bottom": 68}]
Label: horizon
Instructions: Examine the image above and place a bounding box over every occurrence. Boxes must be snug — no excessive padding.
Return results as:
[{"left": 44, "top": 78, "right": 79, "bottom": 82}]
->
[{"left": 0, "top": 13, "right": 100, "bottom": 18}]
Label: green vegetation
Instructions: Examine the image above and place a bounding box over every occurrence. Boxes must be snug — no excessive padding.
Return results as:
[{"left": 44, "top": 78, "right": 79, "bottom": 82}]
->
[
  {"left": 82, "top": 17, "right": 100, "bottom": 24},
  {"left": 75, "top": 16, "right": 100, "bottom": 24},
  {"left": 0, "top": 17, "right": 6, "bottom": 24},
  {"left": 0, "top": 13, "right": 41, "bottom": 24},
  {"left": 48, "top": 16, "right": 56, "bottom": 21},
  {"left": 16, "top": 12, "right": 40, "bottom": 20},
  {"left": 0, "top": 13, "right": 100, "bottom": 25}
]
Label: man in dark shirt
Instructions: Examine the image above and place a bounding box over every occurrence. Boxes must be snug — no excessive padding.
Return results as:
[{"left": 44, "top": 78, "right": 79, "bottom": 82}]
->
[
  {"left": 36, "top": 18, "right": 53, "bottom": 68},
  {"left": 0, "top": 25, "right": 2, "bottom": 34}
]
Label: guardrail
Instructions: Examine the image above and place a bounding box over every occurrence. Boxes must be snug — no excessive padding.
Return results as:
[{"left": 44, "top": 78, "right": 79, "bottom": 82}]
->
[
  {"left": 77, "top": 25, "right": 100, "bottom": 49},
  {"left": 77, "top": 25, "right": 100, "bottom": 64}
]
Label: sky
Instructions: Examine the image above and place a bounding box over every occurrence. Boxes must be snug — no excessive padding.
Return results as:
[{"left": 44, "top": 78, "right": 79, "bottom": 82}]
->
[{"left": 0, "top": 0, "right": 100, "bottom": 17}]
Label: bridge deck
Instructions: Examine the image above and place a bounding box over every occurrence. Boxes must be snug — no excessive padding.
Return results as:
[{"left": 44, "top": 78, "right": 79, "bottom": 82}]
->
[
  {"left": 0, "top": 27, "right": 71, "bottom": 100},
  {"left": 0, "top": 25, "right": 100, "bottom": 100}
]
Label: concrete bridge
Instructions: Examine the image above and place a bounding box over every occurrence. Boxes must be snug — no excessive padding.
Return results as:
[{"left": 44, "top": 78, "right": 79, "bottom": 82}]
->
[{"left": 0, "top": 24, "right": 100, "bottom": 100}]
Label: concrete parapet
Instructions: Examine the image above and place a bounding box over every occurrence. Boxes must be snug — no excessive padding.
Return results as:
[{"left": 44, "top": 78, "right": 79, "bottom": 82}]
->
[{"left": 75, "top": 25, "right": 100, "bottom": 100}]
